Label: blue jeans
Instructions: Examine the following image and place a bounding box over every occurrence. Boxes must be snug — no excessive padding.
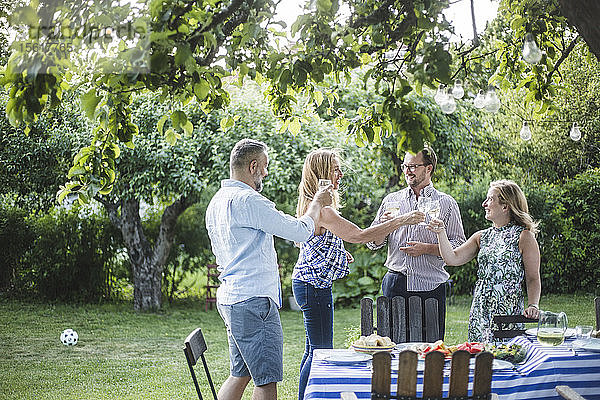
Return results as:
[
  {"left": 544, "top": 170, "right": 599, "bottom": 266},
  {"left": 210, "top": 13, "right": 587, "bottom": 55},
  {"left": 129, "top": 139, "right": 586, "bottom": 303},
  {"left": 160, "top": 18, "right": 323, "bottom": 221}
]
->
[{"left": 292, "top": 279, "right": 333, "bottom": 400}]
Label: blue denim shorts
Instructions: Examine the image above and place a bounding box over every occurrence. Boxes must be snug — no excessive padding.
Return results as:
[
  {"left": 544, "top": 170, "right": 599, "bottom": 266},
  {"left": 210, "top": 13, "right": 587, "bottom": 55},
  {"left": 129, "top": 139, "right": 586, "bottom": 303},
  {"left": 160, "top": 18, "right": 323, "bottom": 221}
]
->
[{"left": 217, "top": 297, "right": 283, "bottom": 386}]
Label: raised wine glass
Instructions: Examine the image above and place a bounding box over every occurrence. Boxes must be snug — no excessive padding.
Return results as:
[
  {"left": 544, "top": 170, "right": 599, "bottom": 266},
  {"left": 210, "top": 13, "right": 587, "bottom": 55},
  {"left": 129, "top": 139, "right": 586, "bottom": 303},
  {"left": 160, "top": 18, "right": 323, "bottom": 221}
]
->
[
  {"left": 427, "top": 199, "right": 441, "bottom": 221},
  {"left": 416, "top": 197, "right": 431, "bottom": 225},
  {"left": 318, "top": 179, "right": 331, "bottom": 189}
]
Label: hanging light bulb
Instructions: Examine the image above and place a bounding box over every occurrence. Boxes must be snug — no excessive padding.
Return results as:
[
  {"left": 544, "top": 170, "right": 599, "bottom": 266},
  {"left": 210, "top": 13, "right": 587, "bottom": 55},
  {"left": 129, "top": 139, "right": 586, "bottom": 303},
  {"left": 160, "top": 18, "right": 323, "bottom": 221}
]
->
[
  {"left": 520, "top": 121, "right": 532, "bottom": 141},
  {"left": 440, "top": 95, "right": 457, "bottom": 114},
  {"left": 474, "top": 89, "right": 486, "bottom": 109},
  {"left": 452, "top": 79, "right": 464, "bottom": 99},
  {"left": 522, "top": 33, "right": 543, "bottom": 64},
  {"left": 434, "top": 85, "right": 446, "bottom": 105},
  {"left": 570, "top": 122, "right": 582, "bottom": 141},
  {"left": 484, "top": 86, "right": 501, "bottom": 113}
]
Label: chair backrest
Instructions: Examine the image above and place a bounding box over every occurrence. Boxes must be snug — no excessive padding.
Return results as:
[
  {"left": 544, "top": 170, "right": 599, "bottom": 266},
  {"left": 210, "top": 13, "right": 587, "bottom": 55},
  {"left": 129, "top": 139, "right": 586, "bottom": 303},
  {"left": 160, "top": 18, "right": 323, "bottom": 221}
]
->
[
  {"left": 183, "top": 328, "right": 218, "bottom": 400},
  {"left": 492, "top": 314, "right": 538, "bottom": 340},
  {"left": 205, "top": 264, "right": 219, "bottom": 311},
  {"left": 361, "top": 296, "right": 441, "bottom": 343},
  {"left": 595, "top": 297, "right": 600, "bottom": 331},
  {"left": 556, "top": 385, "right": 588, "bottom": 400},
  {"left": 371, "top": 350, "right": 497, "bottom": 400}
]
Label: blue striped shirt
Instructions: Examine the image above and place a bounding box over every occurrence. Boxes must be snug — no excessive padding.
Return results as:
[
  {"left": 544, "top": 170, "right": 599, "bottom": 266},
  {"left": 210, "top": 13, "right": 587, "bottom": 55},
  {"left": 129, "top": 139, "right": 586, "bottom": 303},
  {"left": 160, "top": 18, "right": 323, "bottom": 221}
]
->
[
  {"left": 366, "top": 183, "right": 466, "bottom": 291},
  {"left": 293, "top": 230, "right": 349, "bottom": 289}
]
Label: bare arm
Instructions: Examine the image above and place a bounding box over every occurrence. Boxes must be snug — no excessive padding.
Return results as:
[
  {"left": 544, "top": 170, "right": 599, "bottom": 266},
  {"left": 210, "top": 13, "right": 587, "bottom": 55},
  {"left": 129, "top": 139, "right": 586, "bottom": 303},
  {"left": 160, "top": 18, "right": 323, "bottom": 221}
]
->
[
  {"left": 303, "top": 186, "right": 333, "bottom": 229},
  {"left": 427, "top": 219, "right": 481, "bottom": 265},
  {"left": 520, "top": 230, "right": 541, "bottom": 318},
  {"left": 319, "top": 207, "right": 424, "bottom": 244}
]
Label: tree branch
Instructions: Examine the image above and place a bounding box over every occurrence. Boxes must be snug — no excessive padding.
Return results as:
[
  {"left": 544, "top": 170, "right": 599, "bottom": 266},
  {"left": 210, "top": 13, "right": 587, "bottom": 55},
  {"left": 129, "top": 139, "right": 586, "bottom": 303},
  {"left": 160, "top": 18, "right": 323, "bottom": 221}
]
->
[
  {"left": 96, "top": 197, "right": 122, "bottom": 229},
  {"left": 470, "top": 0, "right": 480, "bottom": 46},
  {"left": 546, "top": 36, "right": 579, "bottom": 83},
  {"left": 152, "top": 195, "right": 194, "bottom": 268}
]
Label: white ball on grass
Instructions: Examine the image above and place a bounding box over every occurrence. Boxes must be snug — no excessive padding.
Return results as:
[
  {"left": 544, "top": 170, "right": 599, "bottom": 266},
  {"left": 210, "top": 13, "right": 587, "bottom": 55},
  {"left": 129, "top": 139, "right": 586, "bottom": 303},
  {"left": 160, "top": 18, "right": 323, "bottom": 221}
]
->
[{"left": 60, "top": 329, "right": 78, "bottom": 346}]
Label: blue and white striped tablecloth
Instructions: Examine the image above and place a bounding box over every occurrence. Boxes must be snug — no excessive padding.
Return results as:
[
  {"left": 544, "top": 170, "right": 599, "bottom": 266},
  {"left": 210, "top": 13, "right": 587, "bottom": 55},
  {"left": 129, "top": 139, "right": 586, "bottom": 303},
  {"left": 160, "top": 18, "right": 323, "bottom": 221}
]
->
[{"left": 305, "top": 337, "right": 600, "bottom": 400}]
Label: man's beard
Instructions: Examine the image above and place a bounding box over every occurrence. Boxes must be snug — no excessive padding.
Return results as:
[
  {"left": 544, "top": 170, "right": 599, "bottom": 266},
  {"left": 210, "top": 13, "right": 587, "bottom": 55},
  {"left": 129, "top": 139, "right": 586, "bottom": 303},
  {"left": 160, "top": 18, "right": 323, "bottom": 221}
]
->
[{"left": 253, "top": 171, "right": 264, "bottom": 192}]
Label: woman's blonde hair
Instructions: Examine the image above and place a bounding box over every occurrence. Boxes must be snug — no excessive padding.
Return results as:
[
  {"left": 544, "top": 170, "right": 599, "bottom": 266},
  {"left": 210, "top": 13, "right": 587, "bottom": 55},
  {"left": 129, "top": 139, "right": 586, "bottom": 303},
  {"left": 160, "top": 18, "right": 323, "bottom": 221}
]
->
[
  {"left": 489, "top": 180, "right": 539, "bottom": 235},
  {"left": 296, "top": 149, "right": 342, "bottom": 217}
]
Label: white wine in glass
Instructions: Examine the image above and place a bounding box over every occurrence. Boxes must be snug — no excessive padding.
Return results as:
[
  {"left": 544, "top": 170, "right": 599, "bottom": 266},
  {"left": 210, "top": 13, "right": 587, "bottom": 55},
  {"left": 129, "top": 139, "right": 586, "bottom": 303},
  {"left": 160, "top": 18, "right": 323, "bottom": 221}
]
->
[
  {"left": 385, "top": 201, "right": 402, "bottom": 217},
  {"left": 427, "top": 200, "right": 441, "bottom": 220}
]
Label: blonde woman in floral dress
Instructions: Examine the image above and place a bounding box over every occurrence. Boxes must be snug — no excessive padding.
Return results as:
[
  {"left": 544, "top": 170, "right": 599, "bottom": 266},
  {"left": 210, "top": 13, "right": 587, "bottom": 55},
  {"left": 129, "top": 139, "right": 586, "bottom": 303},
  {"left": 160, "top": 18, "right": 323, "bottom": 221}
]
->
[{"left": 427, "top": 180, "right": 541, "bottom": 342}]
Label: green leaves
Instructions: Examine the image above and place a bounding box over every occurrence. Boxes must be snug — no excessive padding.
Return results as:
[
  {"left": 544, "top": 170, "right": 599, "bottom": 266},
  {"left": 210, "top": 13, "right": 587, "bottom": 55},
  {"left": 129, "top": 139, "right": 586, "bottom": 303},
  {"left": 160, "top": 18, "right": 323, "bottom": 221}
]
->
[{"left": 81, "top": 89, "right": 101, "bottom": 120}]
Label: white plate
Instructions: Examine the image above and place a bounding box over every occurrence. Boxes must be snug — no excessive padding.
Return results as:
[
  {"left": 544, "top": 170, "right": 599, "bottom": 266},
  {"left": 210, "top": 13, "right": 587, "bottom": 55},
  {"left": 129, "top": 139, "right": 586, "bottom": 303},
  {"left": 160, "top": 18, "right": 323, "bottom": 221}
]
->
[
  {"left": 468, "top": 359, "right": 513, "bottom": 370},
  {"left": 525, "top": 327, "right": 576, "bottom": 337},
  {"left": 575, "top": 338, "right": 600, "bottom": 353},
  {"left": 396, "top": 342, "right": 430, "bottom": 351},
  {"left": 492, "top": 359, "right": 514, "bottom": 370},
  {"left": 352, "top": 344, "right": 395, "bottom": 354},
  {"left": 323, "top": 352, "right": 372, "bottom": 365}
]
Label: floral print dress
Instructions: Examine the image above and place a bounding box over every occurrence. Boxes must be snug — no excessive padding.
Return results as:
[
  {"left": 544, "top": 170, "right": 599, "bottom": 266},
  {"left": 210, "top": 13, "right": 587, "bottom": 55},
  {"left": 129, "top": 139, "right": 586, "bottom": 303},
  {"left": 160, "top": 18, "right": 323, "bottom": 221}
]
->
[{"left": 468, "top": 223, "right": 525, "bottom": 342}]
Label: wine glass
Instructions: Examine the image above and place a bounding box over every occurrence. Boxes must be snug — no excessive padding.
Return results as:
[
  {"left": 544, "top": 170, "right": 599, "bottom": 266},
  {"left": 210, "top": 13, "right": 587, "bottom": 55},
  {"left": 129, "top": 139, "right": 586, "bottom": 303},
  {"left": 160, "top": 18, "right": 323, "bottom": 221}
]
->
[
  {"left": 427, "top": 199, "right": 441, "bottom": 221},
  {"left": 318, "top": 179, "right": 331, "bottom": 189},
  {"left": 416, "top": 197, "right": 431, "bottom": 225},
  {"left": 385, "top": 201, "right": 402, "bottom": 218}
]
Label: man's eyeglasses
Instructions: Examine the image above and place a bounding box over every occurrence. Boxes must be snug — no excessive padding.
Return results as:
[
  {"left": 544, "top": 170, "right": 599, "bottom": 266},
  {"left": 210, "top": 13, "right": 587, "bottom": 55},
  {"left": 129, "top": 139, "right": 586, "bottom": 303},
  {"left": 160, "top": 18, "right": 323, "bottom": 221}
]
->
[{"left": 401, "top": 163, "right": 427, "bottom": 172}]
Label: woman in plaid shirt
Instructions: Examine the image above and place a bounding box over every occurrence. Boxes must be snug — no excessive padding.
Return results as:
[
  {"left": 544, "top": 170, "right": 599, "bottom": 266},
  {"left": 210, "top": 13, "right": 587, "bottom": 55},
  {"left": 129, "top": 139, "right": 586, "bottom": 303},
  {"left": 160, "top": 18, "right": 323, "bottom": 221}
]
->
[{"left": 292, "top": 149, "right": 424, "bottom": 400}]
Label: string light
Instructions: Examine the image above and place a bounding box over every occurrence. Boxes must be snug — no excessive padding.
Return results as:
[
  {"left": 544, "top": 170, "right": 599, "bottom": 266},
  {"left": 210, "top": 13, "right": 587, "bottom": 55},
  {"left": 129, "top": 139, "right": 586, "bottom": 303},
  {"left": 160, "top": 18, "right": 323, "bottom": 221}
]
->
[
  {"left": 516, "top": 120, "right": 584, "bottom": 142},
  {"left": 570, "top": 122, "right": 582, "bottom": 141},
  {"left": 519, "top": 121, "right": 532, "bottom": 141},
  {"left": 522, "top": 33, "right": 543, "bottom": 64}
]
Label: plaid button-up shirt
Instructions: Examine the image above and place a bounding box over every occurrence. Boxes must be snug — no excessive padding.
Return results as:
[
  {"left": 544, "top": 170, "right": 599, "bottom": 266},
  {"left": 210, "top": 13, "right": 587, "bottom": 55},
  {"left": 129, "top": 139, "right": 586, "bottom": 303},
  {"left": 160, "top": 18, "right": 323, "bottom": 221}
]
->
[{"left": 293, "top": 230, "right": 349, "bottom": 289}]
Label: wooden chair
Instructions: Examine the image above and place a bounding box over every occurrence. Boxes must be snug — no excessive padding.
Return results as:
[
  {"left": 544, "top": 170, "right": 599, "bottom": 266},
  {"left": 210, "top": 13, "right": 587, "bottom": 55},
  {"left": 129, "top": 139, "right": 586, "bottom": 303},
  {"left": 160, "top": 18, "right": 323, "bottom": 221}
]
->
[
  {"left": 556, "top": 385, "right": 588, "bottom": 400},
  {"left": 361, "top": 295, "right": 442, "bottom": 343},
  {"left": 183, "top": 327, "right": 218, "bottom": 400},
  {"left": 595, "top": 296, "right": 600, "bottom": 330},
  {"left": 371, "top": 349, "right": 499, "bottom": 399},
  {"left": 205, "top": 264, "right": 219, "bottom": 311},
  {"left": 491, "top": 314, "right": 538, "bottom": 340}
]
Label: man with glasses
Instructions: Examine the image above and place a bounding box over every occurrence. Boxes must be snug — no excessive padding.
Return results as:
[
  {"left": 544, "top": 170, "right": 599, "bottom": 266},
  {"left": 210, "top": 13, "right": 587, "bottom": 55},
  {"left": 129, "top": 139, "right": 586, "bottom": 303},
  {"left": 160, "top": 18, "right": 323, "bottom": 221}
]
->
[{"left": 366, "top": 145, "right": 465, "bottom": 340}]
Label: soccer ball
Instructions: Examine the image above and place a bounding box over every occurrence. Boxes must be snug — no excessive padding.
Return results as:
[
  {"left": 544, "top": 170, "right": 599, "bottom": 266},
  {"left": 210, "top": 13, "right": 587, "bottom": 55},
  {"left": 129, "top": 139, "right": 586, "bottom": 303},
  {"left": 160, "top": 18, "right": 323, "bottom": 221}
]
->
[{"left": 60, "top": 329, "right": 78, "bottom": 346}]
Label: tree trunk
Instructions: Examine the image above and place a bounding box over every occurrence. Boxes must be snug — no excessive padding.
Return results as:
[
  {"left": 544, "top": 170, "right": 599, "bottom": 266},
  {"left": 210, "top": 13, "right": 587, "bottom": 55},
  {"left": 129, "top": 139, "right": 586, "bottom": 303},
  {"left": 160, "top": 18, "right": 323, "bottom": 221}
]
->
[
  {"left": 102, "top": 195, "right": 192, "bottom": 311},
  {"left": 558, "top": 0, "right": 600, "bottom": 61}
]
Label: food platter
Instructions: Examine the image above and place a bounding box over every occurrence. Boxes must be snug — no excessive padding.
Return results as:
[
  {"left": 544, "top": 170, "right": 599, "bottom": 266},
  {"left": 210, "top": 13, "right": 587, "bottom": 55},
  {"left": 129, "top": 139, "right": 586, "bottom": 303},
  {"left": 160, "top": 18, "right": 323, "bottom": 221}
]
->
[
  {"left": 395, "top": 340, "right": 485, "bottom": 359},
  {"left": 352, "top": 333, "right": 396, "bottom": 354}
]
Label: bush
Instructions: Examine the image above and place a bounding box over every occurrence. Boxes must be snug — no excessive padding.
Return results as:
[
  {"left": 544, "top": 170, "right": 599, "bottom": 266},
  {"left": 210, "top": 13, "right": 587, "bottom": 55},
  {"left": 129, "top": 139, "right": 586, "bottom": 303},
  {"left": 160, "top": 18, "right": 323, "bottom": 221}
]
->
[
  {"left": 14, "top": 206, "right": 123, "bottom": 302},
  {"left": 540, "top": 169, "right": 600, "bottom": 294},
  {"left": 0, "top": 203, "right": 34, "bottom": 291},
  {"left": 443, "top": 172, "right": 600, "bottom": 296}
]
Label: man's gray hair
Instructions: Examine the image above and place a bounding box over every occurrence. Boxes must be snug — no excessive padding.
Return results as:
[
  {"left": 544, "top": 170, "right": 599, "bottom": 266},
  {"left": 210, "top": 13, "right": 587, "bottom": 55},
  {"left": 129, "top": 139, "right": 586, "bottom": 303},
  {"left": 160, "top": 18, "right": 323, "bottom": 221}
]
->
[{"left": 230, "top": 139, "right": 268, "bottom": 173}]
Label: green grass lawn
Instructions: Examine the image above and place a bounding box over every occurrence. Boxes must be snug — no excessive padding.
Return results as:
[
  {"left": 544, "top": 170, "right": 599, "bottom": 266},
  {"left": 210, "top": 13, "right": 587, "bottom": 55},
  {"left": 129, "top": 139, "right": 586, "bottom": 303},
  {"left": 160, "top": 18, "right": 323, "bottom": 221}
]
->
[{"left": 0, "top": 293, "right": 596, "bottom": 400}]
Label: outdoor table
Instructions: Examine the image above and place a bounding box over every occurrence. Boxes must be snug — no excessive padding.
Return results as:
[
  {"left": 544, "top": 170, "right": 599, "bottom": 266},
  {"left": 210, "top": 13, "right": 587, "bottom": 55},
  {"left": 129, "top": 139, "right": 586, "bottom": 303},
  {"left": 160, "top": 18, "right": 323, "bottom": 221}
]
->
[{"left": 304, "top": 336, "right": 600, "bottom": 400}]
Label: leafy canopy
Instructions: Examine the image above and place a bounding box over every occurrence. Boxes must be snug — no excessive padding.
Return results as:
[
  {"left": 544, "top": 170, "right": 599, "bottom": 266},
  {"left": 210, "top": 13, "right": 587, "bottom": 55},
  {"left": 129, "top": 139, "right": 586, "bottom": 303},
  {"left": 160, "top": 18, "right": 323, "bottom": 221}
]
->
[{"left": 2, "top": 0, "right": 596, "bottom": 202}]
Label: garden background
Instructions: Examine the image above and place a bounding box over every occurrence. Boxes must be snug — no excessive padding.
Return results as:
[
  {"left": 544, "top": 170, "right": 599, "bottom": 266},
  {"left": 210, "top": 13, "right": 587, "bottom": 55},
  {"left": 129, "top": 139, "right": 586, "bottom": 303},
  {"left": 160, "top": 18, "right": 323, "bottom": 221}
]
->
[{"left": 1, "top": 0, "right": 600, "bottom": 398}]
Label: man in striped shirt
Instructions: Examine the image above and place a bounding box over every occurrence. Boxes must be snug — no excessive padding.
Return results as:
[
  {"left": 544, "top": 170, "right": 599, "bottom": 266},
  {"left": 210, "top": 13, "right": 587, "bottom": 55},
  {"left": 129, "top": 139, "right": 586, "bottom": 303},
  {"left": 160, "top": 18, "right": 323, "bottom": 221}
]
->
[{"left": 367, "top": 145, "right": 465, "bottom": 339}]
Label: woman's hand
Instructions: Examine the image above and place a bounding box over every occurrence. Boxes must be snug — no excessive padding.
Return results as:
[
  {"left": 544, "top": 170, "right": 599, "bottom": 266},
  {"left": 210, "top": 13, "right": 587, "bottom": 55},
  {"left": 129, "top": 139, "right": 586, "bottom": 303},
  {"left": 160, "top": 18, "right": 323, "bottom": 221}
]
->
[
  {"left": 524, "top": 304, "right": 540, "bottom": 319},
  {"left": 398, "top": 210, "right": 425, "bottom": 225},
  {"left": 426, "top": 217, "right": 445, "bottom": 233}
]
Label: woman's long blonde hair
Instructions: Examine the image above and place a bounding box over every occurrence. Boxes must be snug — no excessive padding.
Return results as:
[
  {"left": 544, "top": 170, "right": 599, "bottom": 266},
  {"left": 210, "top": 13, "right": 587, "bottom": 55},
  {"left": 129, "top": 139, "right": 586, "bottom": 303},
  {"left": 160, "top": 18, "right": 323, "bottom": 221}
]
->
[
  {"left": 296, "top": 149, "right": 341, "bottom": 217},
  {"left": 490, "top": 180, "right": 539, "bottom": 235}
]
